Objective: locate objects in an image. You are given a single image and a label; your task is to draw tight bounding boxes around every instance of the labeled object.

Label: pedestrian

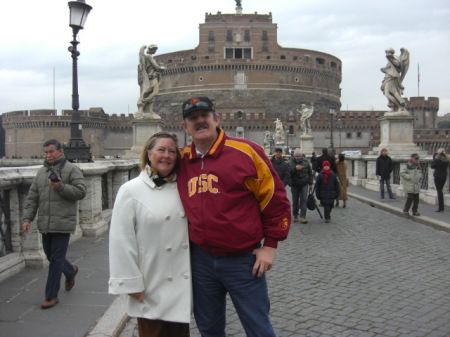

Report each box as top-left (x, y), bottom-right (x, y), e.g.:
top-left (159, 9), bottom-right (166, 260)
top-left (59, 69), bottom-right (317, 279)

top-left (400, 153), bottom-right (422, 216)
top-left (376, 148), bottom-right (396, 199)
top-left (289, 148), bottom-right (313, 223)
top-left (21, 139), bottom-right (86, 309)
top-left (310, 151), bottom-right (318, 179)
top-left (270, 147), bottom-right (291, 186)
top-left (178, 96), bottom-right (291, 337)
top-left (335, 153), bottom-right (348, 208)
top-left (108, 132), bottom-right (191, 337)
top-left (316, 147), bottom-right (337, 173)
top-left (315, 160), bottom-right (340, 223)
top-left (430, 148), bottom-right (449, 212)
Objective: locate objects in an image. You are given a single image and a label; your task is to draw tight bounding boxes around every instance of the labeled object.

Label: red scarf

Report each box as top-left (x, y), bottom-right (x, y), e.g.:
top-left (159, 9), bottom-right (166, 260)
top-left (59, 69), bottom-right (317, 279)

top-left (322, 160), bottom-right (331, 184)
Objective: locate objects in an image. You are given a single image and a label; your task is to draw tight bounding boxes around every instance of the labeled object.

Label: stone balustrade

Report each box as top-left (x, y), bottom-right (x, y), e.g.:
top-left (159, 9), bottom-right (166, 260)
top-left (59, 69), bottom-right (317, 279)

top-left (0, 160), bottom-right (140, 282)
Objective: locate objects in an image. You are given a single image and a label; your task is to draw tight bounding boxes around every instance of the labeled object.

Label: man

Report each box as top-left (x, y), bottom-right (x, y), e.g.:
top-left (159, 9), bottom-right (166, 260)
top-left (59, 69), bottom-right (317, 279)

top-left (289, 149), bottom-right (313, 223)
top-left (376, 148), bottom-right (395, 199)
top-left (316, 147), bottom-right (337, 173)
top-left (178, 97), bottom-right (291, 337)
top-left (270, 147), bottom-right (290, 186)
top-left (22, 139), bottom-right (86, 309)
top-left (400, 153), bottom-right (421, 217)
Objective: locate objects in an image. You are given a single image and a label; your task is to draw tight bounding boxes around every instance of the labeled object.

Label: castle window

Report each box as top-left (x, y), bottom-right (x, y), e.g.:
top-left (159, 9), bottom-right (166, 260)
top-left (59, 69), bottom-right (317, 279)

top-left (305, 55), bottom-right (310, 62)
top-left (262, 42), bottom-right (269, 52)
top-left (262, 31), bottom-right (268, 41)
top-left (244, 30), bottom-right (251, 42)
top-left (356, 132), bottom-right (362, 138)
top-left (293, 56), bottom-right (298, 60)
top-left (280, 55), bottom-right (286, 60)
top-left (208, 31), bottom-right (215, 41)
top-left (316, 58), bottom-right (325, 65)
top-left (225, 47), bottom-right (252, 59)
top-left (227, 30), bottom-right (233, 42)
top-left (209, 43), bottom-right (215, 52)
top-left (346, 132), bottom-right (352, 139)
top-left (266, 56), bottom-right (271, 60)
top-left (331, 61), bottom-right (337, 68)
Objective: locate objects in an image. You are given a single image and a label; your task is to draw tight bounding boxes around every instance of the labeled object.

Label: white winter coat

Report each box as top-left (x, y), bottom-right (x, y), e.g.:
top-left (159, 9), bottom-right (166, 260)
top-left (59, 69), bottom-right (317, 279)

top-left (108, 171), bottom-right (191, 323)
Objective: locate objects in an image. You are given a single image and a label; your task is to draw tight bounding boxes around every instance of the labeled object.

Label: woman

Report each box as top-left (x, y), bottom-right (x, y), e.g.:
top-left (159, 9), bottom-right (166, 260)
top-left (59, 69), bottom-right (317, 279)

top-left (335, 153), bottom-right (348, 208)
top-left (431, 148), bottom-right (449, 212)
top-left (108, 132), bottom-right (191, 337)
top-left (315, 160), bottom-right (340, 223)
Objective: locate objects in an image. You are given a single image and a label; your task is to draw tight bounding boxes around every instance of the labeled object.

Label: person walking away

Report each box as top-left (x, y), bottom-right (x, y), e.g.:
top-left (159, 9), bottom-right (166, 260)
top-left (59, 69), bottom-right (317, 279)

top-left (289, 149), bottom-right (313, 223)
top-left (430, 148), bottom-right (449, 212)
top-left (335, 153), bottom-right (348, 208)
top-left (310, 151), bottom-right (318, 179)
top-left (108, 132), bottom-right (191, 337)
top-left (22, 139), bottom-right (86, 309)
top-left (400, 153), bottom-right (422, 216)
top-left (315, 160), bottom-right (340, 223)
top-left (178, 96), bottom-right (291, 337)
top-left (376, 148), bottom-right (395, 199)
top-left (270, 147), bottom-right (291, 187)
top-left (316, 147), bottom-right (337, 173)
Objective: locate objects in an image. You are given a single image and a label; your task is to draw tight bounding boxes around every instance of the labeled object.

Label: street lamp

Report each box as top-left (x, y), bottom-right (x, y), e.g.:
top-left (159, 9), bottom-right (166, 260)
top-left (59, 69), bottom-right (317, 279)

top-left (329, 105), bottom-right (335, 151)
top-left (285, 130), bottom-right (289, 155)
top-left (63, 0), bottom-right (93, 162)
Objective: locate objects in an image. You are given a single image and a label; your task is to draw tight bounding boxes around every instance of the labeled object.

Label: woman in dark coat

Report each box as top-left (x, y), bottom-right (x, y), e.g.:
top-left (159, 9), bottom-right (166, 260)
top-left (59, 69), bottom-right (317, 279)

top-left (315, 160), bottom-right (340, 223)
top-left (431, 148), bottom-right (449, 212)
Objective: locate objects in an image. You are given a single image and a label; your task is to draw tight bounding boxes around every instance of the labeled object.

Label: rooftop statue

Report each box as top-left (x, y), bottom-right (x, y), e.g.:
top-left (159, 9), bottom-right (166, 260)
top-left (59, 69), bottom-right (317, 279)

top-left (136, 44), bottom-right (166, 119)
top-left (380, 47), bottom-right (409, 114)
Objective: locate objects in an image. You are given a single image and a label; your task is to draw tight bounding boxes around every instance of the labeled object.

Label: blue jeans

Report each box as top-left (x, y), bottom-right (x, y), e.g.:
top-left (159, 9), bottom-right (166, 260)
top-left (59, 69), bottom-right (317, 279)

top-left (291, 184), bottom-right (309, 217)
top-left (379, 177), bottom-right (394, 198)
top-left (42, 233), bottom-right (76, 299)
top-left (190, 243), bottom-right (275, 337)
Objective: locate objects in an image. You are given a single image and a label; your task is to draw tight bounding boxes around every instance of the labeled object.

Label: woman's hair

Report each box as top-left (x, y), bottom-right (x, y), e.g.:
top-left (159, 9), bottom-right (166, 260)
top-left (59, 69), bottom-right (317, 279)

top-left (437, 148), bottom-right (446, 155)
top-left (338, 153), bottom-right (345, 162)
top-left (140, 132), bottom-right (180, 171)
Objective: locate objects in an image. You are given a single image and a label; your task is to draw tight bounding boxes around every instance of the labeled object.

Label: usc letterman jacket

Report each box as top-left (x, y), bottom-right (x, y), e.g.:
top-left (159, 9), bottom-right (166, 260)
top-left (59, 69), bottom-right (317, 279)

top-left (178, 128), bottom-right (291, 256)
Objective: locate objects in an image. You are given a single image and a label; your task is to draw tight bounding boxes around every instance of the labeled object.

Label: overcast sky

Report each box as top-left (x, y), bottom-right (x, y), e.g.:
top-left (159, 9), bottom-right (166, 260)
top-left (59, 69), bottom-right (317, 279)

top-left (1, 0), bottom-right (449, 116)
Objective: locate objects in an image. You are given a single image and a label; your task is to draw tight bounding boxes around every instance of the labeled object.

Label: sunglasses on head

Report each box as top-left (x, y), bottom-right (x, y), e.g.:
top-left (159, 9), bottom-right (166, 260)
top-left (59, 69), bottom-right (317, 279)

top-left (183, 102), bottom-right (214, 114)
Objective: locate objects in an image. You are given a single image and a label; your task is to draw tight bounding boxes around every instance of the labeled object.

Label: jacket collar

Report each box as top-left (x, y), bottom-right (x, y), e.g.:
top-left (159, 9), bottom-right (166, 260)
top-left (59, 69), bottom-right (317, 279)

top-left (188, 128), bottom-right (225, 160)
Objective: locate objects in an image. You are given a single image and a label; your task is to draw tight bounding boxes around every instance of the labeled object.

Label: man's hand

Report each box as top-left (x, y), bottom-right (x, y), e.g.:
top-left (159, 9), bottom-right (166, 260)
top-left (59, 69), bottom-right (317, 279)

top-left (49, 178), bottom-right (62, 189)
top-left (128, 291), bottom-right (145, 302)
top-left (252, 246), bottom-right (277, 278)
top-left (22, 222), bottom-right (31, 233)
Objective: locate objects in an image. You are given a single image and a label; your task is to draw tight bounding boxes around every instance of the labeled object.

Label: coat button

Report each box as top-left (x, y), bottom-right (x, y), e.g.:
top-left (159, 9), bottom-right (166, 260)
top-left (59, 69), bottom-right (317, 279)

top-left (165, 215), bottom-right (170, 220)
top-left (179, 211), bottom-right (185, 218)
top-left (181, 243), bottom-right (188, 249)
top-left (183, 274), bottom-right (189, 279)
top-left (167, 276), bottom-right (173, 281)
top-left (166, 246), bottom-right (172, 251)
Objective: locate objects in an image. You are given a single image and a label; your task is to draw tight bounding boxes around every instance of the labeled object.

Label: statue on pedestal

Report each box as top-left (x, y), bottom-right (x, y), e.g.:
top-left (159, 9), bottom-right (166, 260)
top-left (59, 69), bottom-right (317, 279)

top-left (380, 47), bottom-right (409, 114)
top-left (274, 118), bottom-right (285, 145)
top-left (135, 44), bottom-right (166, 119)
top-left (297, 103), bottom-right (314, 136)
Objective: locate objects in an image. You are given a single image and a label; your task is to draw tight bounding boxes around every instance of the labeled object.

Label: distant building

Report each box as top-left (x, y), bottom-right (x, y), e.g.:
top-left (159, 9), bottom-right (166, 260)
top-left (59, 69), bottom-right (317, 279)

top-left (1, 7), bottom-right (448, 158)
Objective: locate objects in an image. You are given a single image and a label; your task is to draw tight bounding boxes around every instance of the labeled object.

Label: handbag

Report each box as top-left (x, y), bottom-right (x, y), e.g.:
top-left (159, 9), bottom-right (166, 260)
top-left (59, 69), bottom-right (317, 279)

top-left (307, 188), bottom-right (317, 211)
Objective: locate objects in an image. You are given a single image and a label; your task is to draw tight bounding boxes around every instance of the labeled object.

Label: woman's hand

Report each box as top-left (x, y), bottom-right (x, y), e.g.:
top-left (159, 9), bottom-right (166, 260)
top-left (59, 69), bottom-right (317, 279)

top-left (128, 291), bottom-right (145, 302)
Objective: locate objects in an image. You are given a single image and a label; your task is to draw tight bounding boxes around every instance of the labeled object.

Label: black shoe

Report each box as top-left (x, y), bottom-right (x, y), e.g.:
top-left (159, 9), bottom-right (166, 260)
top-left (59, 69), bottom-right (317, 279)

top-left (436, 209), bottom-right (444, 213)
top-left (389, 196), bottom-right (396, 199)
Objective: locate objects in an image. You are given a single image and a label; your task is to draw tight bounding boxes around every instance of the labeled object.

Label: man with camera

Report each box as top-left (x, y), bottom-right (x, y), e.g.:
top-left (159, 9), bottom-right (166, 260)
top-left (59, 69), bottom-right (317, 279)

top-left (22, 139), bottom-right (86, 309)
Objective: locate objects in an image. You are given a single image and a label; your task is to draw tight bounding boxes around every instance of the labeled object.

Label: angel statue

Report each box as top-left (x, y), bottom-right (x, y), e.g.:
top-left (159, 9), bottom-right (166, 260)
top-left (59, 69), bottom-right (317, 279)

top-left (297, 103), bottom-right (314, 136)
top-left (380, 47), bottom-right (409, 112)
top-left (136, 44), bottom-right (166, 118)
top-left (274, 118), bottom-right (284, 144)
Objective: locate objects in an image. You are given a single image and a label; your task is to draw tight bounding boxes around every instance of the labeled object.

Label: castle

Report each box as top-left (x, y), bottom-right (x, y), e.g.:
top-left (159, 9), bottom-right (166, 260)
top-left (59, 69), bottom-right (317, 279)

top-left (1, 6), bottom-right (446, 158)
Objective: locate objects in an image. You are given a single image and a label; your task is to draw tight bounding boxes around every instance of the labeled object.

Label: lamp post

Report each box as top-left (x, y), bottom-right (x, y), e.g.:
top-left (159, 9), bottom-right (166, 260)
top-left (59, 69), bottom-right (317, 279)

top-left (329, 105), bottom-right (335, 151)
top-left (285, 130), bottom-right (289, 155)
top-left (63, 0), bottom-right (93, 162)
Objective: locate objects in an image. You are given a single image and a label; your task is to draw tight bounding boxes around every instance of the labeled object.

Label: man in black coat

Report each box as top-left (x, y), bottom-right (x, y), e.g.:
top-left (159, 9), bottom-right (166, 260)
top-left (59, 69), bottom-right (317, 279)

top-left (376, 148), bottom-right (395, 199)
top-left (316, 148), bottom-right (337, 173)
top-left (270, 148), bottom-right (290, 187)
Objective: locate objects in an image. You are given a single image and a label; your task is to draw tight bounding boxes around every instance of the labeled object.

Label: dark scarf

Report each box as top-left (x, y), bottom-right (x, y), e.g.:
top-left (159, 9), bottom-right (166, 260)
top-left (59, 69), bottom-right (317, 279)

top-left (145, 165), bottom-right (177, 187)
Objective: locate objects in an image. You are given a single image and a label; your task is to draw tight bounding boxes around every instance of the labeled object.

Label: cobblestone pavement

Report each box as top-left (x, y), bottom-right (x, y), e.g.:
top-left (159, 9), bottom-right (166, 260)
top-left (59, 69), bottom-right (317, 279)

top-left (119, 195), bottom-right (450, 337)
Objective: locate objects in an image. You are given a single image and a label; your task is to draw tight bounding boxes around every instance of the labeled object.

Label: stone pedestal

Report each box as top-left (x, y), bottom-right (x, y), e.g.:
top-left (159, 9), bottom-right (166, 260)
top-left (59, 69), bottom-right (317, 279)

top-left (300, 135), bottom-right (314, 154)
top-left (125, 117), bottom-right (165, 158)
top-left (372, 113), bottom-right (426, 155)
